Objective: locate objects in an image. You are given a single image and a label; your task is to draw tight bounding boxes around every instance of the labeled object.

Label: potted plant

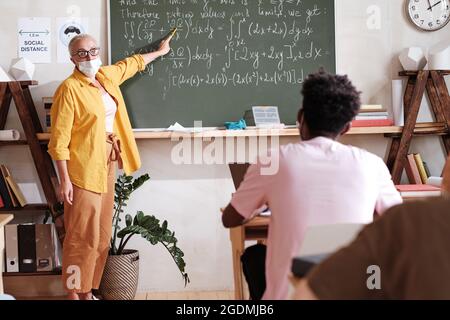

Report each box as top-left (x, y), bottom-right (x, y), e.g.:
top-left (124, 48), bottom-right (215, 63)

top-left (99, 173), bottom-right (190, 300)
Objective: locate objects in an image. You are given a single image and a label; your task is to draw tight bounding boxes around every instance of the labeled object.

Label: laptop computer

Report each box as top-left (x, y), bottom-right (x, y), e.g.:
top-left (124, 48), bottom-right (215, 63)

top-left (228, 163), bottom-right (251, 190)
top-left (228, 163), bottom-right (271, 217)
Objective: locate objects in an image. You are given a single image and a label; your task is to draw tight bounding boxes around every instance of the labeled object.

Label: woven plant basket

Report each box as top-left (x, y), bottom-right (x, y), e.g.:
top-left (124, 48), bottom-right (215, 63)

top-left (99, 249), bottom-right (140, 300)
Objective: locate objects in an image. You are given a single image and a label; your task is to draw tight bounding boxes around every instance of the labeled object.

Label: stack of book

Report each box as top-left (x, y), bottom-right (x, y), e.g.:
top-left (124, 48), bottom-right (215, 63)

top-left (43, 97), bottom-right (53, 133)
top-left (4, 223), bottom-right (60, 273)
top-left (404, 153), bottom-right (433, 184)
top-left (396, 184), bottom-right (441, 199)
top-left (0, 164), bottom-right (28, 209)
top-left (352, 105), bottom-right (394, 127)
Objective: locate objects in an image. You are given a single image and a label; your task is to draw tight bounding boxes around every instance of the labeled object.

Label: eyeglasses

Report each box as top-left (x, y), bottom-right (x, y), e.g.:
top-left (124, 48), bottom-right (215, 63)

top-left (72, 47), bottom-right (100, 59)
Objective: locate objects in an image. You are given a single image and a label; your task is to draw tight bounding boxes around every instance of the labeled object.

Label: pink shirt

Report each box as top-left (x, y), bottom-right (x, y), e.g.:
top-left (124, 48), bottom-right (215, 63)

top-left (231, 137), bottom-right (403, 300)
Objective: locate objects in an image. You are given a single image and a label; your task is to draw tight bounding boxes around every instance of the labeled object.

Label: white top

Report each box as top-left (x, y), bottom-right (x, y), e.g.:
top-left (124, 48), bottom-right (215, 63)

top-left (102, 93), bottom-right (117, 133)
top-left (231, 137), bottom-right (403, 300)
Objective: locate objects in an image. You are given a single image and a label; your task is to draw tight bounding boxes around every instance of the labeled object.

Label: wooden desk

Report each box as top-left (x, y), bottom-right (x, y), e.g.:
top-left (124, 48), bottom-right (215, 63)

top-left (0, 214), bottom-right (13, 294)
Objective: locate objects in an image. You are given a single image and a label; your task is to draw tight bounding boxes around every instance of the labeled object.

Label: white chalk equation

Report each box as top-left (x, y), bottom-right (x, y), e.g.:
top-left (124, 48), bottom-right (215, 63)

top-left (114, 0), bottom-right (332, 94)
top-left (109, 0), bottom-right (335, 127)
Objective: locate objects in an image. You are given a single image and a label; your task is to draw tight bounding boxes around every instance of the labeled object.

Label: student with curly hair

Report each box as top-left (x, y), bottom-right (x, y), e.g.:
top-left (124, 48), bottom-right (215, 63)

top-left (222, 70), bottom-right (403, 300)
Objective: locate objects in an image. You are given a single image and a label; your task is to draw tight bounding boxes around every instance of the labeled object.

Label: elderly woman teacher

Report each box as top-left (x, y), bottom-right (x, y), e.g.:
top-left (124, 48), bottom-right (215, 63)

top-left (48, 33), bottom-right (172, 300)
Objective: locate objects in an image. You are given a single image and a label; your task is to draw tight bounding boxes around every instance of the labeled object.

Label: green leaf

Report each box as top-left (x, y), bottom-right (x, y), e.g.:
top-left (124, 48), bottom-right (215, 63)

top-left (125, 214), bottom-right (133, 227)
top-left (112, 173), bottom-right (189, 286)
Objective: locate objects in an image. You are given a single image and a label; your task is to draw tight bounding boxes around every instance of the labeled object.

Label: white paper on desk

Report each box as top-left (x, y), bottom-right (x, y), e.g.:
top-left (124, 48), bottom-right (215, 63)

top-left (253, 205), bottom-right (271, 217)
top-left (260, 210), bottom-right (271, 217)
top-left (132, 128), bottom-right (167, 132)
top-left (167, 122), bottom-right (189, 132)
top-left (166, 122), bottom-right (216, 133)
top-left (0, 129), bottom-right (20, 141)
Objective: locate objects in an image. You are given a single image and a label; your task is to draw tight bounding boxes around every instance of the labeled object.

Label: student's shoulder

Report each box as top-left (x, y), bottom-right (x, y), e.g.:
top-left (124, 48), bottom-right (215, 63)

top-left (279, 142), bottom-right (305, 157)
top-left (343, 144), bottom-right (385, 166)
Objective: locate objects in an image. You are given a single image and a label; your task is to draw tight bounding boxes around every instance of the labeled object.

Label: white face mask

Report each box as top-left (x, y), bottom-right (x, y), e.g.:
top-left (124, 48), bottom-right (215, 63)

top-left (78, 57), bottom-right (102, 78)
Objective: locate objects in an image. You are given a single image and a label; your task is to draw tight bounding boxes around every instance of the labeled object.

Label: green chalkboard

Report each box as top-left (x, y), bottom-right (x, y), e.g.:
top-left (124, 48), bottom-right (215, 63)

top-left (108, 0), bottom-right (335, 128)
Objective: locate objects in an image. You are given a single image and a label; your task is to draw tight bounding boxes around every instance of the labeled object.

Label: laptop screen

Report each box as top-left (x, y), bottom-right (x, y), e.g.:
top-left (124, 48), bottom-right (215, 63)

top-left (228, 163), bottom-right (251, 190)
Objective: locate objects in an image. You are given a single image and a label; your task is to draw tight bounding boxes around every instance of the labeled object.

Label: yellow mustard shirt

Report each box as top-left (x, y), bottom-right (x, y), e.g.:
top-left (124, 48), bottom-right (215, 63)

top-left (48, 54), bottom-right (145, 193)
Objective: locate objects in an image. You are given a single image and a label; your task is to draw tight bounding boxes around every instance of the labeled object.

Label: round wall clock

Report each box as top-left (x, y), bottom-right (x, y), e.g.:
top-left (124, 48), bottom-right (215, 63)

top-left (406, 0), bottom-right (450, 31)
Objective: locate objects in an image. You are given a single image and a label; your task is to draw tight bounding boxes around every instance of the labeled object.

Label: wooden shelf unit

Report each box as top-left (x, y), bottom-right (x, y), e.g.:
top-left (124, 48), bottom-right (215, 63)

top-left (0, 203), bottom-right (49, 212)
top-left (386, 70), bottom-right (450, 184)
top-left (3, 270), bottom-right (61, 278)
top-left (0, 81), bottom-right (63, 240)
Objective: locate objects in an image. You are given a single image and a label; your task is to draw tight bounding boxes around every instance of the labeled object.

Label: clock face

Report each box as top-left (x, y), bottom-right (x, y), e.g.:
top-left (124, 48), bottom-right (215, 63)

top-left (407, 0), bottom-right (450, 31)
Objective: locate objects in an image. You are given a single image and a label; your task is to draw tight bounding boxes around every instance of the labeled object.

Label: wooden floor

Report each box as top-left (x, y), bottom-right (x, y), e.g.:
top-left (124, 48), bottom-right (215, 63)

top-left (16, 291), bottom-right (235, 300)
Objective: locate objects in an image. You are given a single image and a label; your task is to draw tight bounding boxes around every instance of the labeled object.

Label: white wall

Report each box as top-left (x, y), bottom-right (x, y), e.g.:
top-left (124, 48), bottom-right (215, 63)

top-left (0, 0), bottom-right (449, 292)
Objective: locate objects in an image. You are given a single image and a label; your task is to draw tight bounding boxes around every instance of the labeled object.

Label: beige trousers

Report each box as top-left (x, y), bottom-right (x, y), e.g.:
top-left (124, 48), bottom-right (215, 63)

top-left (62, 133), bottom-right (121, 293)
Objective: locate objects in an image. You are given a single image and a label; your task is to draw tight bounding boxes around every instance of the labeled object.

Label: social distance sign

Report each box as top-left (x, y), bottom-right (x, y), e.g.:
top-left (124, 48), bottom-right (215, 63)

top-left (18, 17), bottom-right (51, 63)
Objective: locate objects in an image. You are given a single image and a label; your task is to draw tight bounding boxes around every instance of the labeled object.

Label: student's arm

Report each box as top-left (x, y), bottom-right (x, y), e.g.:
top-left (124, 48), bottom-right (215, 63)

top-left (222, 204), bottom-right (247, 228)
top-left (222, 161), bottom-right (270, 229)
top-left (374, 157), bottom-right (403, 215)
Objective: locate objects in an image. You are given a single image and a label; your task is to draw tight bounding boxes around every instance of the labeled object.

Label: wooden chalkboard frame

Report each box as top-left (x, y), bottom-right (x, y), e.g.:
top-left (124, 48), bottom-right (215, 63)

top-left (107, 0), bottom-right (337, 130)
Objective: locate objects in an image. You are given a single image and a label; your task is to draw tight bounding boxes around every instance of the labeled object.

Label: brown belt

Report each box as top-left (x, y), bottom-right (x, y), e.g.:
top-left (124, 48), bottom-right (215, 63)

top-left (106, 133), bottom-right (123, 169)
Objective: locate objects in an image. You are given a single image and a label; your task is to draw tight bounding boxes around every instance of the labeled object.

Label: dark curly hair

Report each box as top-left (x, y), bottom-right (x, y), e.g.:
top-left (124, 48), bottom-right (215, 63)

top-left (299, 69), bottom-right (361, 136)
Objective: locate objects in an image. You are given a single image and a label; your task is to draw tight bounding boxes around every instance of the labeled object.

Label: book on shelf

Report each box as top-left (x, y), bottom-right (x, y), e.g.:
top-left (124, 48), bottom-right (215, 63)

top-left (0, 165), bottom-right (14, 209)
top-left (405, 154), bottom-right (423, 184)
top-left (351, 119), bottom-right (394, 127)
top-left (1, 164), bottom-right (27, 207)
top-left (396, 184), bottom-right (441, 198)
top-left (355, 115), bottom-right (389, 120)
top-left (423, 161), bottom-right (431, 178)
top-left (42, 97), bottom-right (53, 109)
top-left (0, 193), bottom-right (4, 208)
top-left (0, 164), bottom-right (19, 207)
top-left (360, 104), bottom-right (384, 112)
top-left (5, 176), bottom-right (27, 207)
top-left (357, 111), bottom-right (389, 117)
top-left (413, 154), bottom-right (428, 184)
top-left (43, 97), bottom-right (52, 132)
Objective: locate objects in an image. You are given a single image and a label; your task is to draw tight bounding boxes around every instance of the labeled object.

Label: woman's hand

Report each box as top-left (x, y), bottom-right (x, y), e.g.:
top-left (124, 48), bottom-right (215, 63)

top-left (55, 160), bottom-right (73, 205)
top-left (157, 36), bottom-right (173, 57)
top-left (58, 180), bottom-right (73, 205)
top-left (141, 35), bottom-right (173, 65)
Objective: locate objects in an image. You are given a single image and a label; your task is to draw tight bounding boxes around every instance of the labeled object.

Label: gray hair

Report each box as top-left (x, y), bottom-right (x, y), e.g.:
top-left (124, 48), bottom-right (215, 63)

top-left (68, 34), bottom-right (97, 55)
